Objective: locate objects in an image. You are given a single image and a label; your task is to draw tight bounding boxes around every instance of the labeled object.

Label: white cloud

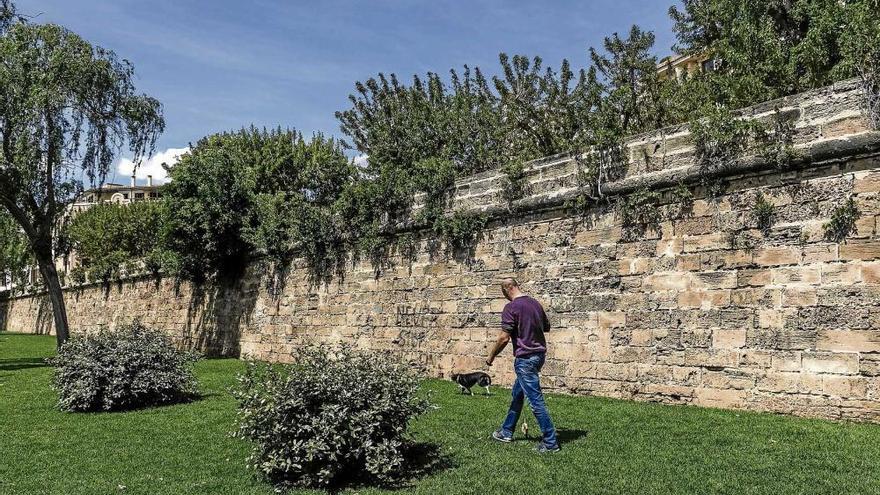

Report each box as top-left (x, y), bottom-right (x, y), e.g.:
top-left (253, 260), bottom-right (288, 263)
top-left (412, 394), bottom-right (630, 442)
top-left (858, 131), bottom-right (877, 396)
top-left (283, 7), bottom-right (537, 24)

top-left (353, 154), bottom-right (369, 169)
top-left (116, 147), bottom-right (189, 185)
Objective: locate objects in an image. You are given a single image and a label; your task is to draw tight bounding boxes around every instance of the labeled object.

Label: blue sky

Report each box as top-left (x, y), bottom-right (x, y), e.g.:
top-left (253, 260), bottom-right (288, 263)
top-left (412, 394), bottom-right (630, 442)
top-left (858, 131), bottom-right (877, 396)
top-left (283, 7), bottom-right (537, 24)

top-left (18, 0), bottom-right (677, 183)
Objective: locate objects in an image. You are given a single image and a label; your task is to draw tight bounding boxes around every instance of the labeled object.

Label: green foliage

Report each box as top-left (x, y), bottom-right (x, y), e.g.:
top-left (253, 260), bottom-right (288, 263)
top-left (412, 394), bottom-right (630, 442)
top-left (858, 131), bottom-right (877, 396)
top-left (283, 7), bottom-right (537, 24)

top-left (670, 0), bottom-right (853, 108)
top-left (493, 54), bottom-right (598, 159)
top-left (69, 266), bottom-right (86, 286)
top-left (500, 161), bottom-right (528, 206)
top-left (839, 1), bottom-right (880, 129)
top-left (823, 197), bottom-right (861, 242)
top-left (752, 192), bottom-right (775, 232)
top-left (432, 211), bottom-right (488, 256)
top-left (669, 182), bottom-right (695, 219)
top-left (337, 31), bottom-right (664, 251)
top-left (49, 321), bottom-right (200, 412)
top-left (413, 157), bottom-right (458, 219)
top-left (757, 108), bottom-right (798, 169)
top-left (68, 201), bottom-right (172, 283)
top-left (618, 187), bottom-right (663, 228)
top-left (0, 210), bottom-right (31, 291)
top-left (162, 128), bottom-right (354, 282)
top-left (590, 25), bottom-right (673, 135)
top-left (0, 12), bottom-right (164, 344)
top-left (690, 105), bottom-right (763, 195)
top-left (233, 346), bottom-right (430, 490)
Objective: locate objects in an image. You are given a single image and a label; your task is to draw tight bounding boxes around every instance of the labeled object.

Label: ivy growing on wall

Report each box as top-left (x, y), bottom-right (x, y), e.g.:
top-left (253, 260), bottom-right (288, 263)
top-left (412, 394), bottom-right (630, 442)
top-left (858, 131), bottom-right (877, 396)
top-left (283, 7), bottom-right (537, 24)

top-left (431, 211), bottom-right (488, 258)
top-left (823, 197), bottom-right (861, 243)
top-left (617, 187), bottom-right (663, 241)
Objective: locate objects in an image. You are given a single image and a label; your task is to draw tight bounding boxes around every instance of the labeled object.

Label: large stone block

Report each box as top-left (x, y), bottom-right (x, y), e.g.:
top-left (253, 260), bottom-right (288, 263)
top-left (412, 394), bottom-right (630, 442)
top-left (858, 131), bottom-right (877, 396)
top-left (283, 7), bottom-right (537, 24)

top-left (802, 352), bottom-right (860, 375)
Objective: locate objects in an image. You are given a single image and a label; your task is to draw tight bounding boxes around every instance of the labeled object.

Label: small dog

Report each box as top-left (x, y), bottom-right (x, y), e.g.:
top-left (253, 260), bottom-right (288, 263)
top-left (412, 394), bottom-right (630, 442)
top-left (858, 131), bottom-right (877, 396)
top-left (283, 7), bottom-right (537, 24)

top-left (451, 372), bottom-right (492, 396)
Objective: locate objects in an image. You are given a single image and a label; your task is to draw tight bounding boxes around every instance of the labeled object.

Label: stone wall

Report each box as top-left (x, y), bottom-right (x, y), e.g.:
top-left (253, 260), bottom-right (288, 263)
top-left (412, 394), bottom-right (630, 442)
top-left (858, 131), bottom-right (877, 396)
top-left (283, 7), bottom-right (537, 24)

top-left (3, 79), bottom-right (880, 422)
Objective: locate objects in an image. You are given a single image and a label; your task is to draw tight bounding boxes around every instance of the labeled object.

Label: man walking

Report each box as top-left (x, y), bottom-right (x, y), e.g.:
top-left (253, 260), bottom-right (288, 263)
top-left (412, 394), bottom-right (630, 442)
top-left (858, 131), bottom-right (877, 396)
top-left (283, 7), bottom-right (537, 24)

top-left (486, 278), bottom-right (560, 453)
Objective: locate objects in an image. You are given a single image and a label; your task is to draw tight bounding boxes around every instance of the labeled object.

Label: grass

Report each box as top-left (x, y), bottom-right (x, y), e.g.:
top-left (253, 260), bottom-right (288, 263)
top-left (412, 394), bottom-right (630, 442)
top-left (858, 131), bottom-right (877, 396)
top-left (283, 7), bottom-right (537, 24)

top-left (1, 333), bottom-right (879, 495)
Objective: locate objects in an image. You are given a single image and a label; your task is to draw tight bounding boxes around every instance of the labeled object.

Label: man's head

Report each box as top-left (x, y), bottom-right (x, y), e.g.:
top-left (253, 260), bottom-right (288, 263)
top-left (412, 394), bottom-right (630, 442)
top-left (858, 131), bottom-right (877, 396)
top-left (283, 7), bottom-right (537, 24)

top-left (500, 277), bottom-right (522, 301)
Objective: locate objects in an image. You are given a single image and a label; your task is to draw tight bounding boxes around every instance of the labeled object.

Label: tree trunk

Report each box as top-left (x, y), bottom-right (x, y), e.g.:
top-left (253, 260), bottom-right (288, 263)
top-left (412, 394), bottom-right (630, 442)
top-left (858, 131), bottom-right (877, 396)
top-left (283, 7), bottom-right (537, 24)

top-left (35, 252), bottom-right (70, 348)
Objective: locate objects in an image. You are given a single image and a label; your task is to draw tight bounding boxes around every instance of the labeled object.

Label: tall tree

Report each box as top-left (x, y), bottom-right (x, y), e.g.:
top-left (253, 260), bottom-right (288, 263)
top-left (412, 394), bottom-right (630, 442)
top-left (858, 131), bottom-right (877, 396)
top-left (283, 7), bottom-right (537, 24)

top-left (162, 128), bottom-right (353, 282)
top-left (590, 25), bottom-right (670, 136)
top-left (0, 11), bottom-right (164, 346)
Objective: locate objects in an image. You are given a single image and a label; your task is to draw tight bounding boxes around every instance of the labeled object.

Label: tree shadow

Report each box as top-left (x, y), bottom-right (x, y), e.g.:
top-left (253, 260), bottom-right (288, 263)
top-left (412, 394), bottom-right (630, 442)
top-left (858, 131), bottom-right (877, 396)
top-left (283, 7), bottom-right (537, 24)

top-left (395, 441), bottom-right (455, 485)
top-left (67, 392), bottom-right (206, 415)
top-left (181, 272), bottom-right (259, 358)
top-left (319, 442), bottom-right (454, 494)
top-left (0, 357), bottom-right (50, 372)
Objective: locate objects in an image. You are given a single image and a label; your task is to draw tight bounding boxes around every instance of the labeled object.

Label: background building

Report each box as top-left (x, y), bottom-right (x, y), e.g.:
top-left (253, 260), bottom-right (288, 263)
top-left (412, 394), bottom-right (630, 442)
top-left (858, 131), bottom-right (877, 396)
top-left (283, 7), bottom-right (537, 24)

top-left (69, 175), bottom-right (163, 215)
top-left (657, 52), bottom-right (718, 82)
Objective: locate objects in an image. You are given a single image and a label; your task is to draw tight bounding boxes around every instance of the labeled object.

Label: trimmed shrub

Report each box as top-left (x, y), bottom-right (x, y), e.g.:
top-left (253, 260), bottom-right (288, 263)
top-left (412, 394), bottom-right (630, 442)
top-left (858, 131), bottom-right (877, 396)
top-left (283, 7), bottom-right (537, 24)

top-left (50, 322), bottom-right (199, 412)
top-left (233, 347), bottom-right (430, 490)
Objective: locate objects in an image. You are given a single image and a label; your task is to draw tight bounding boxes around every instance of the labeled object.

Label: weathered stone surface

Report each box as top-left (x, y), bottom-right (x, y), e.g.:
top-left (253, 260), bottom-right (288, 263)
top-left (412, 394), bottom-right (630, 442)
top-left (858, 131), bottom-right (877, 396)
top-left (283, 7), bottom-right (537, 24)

top-left (2, 78), bottom-right (880, 423)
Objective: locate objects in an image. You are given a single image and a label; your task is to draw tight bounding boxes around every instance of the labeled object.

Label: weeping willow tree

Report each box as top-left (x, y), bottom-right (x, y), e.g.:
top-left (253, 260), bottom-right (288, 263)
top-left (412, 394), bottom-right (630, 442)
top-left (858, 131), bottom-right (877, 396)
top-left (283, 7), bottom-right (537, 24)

top-left (0, 2), bottom-right (164, 346)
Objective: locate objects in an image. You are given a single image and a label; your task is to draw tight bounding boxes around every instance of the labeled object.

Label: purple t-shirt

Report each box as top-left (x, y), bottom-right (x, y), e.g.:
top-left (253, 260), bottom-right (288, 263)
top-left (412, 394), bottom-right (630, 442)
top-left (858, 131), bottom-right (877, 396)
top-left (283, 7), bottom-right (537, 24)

top-left (501, 295), bottom-right (549, 357)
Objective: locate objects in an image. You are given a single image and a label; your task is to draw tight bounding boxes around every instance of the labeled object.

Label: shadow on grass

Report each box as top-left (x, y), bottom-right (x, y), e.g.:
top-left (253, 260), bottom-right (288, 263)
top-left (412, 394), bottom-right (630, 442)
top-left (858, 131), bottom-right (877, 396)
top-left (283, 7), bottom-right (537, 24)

top-left (61, 392), bottom-right (207, 415)
top-left (557, 429), bottom-right (589, 445)
top-left (313, 442), bottom-right (454, 494)
top-left (0, 357), bottom-right (50, 372)
top-left (396, 441), bottom-right (455, 484)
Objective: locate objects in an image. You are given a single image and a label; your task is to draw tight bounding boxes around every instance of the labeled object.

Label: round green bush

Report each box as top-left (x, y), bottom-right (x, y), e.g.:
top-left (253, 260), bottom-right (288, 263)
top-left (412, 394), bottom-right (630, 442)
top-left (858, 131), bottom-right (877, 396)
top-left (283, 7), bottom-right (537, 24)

top-left (233, 346), bottom-right (430, 489)
top-left (50, 322), bottom-right (200, 412)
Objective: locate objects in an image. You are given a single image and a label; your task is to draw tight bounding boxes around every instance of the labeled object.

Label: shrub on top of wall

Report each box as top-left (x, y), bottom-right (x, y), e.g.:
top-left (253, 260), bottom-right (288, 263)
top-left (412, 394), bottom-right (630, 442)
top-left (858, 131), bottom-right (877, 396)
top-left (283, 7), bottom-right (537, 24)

top-left (49, 321), bottom-right (200, 412)
top-left (233, 346), bottom-right (430, 490)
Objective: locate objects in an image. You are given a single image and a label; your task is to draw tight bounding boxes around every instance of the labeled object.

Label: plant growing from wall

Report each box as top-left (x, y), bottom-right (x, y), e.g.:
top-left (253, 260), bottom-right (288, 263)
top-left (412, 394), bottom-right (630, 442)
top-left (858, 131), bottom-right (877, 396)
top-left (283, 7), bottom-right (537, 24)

top-left (752, 191), bottom-right (775, 233)
top-left (618, 187), bottom-right (662, 240)
top-left (566, 142), bottom-right (623, 217)
top-left (668, 182), bottom-right (695, 220)
top-left (757, 108), bottom-right (798, 169)
top-left (500, 161), bottom-right (528, 207)
top-left (431, 211), bottom-right (488, 257)
top-left (823, 197), bottom-right (860, 243)
top-left (690, 105), bottom-right (763, 197)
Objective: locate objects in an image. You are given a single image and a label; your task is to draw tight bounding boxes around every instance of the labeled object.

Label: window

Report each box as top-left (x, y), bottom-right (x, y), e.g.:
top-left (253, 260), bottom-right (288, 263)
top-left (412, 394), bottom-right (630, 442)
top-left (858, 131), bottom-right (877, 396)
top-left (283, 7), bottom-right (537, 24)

top-left (701, 58), bottom-right (718, 73)
top-left (123, 193), bottom-right (129, 200)
top-left (149, 192), bottom-right (159, 198)
top-left (135, 192), bottom-right (145, 200)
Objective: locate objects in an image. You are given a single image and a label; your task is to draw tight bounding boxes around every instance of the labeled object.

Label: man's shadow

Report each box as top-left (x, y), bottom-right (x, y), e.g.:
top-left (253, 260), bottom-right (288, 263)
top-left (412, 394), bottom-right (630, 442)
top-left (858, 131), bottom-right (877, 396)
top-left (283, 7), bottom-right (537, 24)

top-left (516, 428), bottom-right (588, 444)
top-left (556, 429), bottom-right (589, 444)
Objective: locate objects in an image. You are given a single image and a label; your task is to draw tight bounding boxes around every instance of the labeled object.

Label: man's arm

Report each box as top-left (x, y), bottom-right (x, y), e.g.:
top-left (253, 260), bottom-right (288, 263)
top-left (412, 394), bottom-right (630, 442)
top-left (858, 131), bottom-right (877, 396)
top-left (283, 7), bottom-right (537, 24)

top-left (486, 330), bottom-right (511, 366)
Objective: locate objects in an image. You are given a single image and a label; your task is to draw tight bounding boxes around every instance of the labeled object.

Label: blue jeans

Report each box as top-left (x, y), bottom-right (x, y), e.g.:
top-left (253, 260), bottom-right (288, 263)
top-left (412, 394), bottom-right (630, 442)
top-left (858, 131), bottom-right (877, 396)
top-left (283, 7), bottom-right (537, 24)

top-left (500, 353), bottom-right (559, 448)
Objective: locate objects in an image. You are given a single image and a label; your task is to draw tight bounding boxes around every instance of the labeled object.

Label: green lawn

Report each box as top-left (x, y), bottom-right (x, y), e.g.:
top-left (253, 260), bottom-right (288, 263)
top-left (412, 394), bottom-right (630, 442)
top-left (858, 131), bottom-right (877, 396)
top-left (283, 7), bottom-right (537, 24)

top-left (1, 333), bottom-right (879, 495)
